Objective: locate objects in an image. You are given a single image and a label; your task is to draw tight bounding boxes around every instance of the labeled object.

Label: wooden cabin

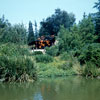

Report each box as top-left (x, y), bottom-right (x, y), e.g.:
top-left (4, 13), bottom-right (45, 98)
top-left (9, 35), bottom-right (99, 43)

top-left (28, 35), bottom-right (55, 49)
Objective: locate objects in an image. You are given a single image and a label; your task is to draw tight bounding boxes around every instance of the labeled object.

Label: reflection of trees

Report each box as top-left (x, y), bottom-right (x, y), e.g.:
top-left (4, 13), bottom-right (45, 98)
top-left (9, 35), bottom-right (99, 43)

top-left (37, 77), bottom-right (100, 100)
top-left (0, 83), bottom-right (36, 100)
top-left (0, 77), bottom-right (100, 100)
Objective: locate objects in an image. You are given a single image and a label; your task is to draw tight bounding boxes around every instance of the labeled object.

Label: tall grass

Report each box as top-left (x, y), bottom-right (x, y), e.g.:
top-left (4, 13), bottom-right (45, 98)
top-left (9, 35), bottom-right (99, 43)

top-left (0, 43), bottom-right (37, 82)
top-left (82, 62), bottom-right (100, 78)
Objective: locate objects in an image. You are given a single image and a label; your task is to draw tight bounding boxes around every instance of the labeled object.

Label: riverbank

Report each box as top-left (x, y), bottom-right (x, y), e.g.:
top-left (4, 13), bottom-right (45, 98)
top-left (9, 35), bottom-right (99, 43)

top-left (36, 56), bottom-right (81, 78)
top-left (35, 53), bottom-right (100, 79)
top-left (0, 43), bottom-right (100, 83)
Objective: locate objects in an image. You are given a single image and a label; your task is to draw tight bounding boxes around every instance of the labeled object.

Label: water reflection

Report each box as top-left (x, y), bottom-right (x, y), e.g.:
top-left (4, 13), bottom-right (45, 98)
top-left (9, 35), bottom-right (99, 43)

top-left (0, 76), bottom-right (100, 100)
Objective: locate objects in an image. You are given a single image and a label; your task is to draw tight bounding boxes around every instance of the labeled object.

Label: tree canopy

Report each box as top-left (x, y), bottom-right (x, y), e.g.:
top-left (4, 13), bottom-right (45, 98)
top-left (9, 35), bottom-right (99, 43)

top-left (93, 0), bottom-right (100, 42)
top-left (0, 16), bottom-right (27, 44)
top-left (39, 8), bottom-right (75, 36)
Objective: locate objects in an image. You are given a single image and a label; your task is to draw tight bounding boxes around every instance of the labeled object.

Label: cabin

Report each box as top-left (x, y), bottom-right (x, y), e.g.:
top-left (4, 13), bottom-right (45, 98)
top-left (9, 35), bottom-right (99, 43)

top-left (28, 35), bottom-right (55, 49)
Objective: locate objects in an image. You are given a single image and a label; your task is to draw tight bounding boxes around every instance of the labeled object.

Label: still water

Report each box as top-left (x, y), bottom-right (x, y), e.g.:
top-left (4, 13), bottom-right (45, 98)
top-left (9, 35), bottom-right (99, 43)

top-left (0, 76), bottom-right (100, 100)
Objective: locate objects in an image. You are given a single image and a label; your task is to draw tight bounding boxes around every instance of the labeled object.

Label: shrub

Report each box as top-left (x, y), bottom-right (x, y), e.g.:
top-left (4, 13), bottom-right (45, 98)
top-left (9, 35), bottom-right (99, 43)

top-left (62, 61), bottom-right (73, 70)
top-left (32, 51), bottom-right (43, 55)
top-left (35, 54), bottom-right (53, 63)
top-left (0, 43), bottom-right (37, 82)
top-left (78, 43), bottom-right (100, 68)
top-left (59, 58), bottom-right (75, 70)
top-left (82, 62), bottom-right (99, 77)
top-left (46, 45), bottom-right (59, 56)
top-left (0, 43), bottom-right (30, 56)
top-left (0, 55), bottom-right (36, 82)
top-left (60, 52), bottom-right (70, 60)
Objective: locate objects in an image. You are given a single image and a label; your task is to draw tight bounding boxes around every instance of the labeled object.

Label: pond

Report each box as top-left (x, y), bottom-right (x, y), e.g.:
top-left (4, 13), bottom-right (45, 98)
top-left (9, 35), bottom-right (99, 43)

top-left (0, 76), bottom-right (100, 100)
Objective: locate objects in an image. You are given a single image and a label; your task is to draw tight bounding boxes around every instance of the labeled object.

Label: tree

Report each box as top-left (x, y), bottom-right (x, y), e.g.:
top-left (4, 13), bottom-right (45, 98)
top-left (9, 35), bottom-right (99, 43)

top-left (79, 14), bottom-right (97, 45)
top-left (13, 24), bottom-right (27, 44)
top-left (27, 21), bottom-right (35, 44)
top-left (1, 24), bottom-right (27, 44)
top-left (94, 0), bottom-right (100, 12)
top-left (58, 25), bottom-right (81, 53)
top-left (39, 8), bottom-right (75, 36)
top-left (93, 0), bottom-right (100, 42)
top-left (0, 15), bottom-right (27, 44)
top-left (57, 14), bottom-right (97, 54)
top-left (34, 20), bottom-right (38, 39)
top-left (0, 15), bottom-right (11, 39)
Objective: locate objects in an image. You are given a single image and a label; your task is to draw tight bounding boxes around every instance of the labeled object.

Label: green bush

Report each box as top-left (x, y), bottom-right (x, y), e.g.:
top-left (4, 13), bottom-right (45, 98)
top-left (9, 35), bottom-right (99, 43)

top-left (0, 43), bottom-right (30, 56)
top-left (78, 43), bottom-right (100, 68)
top-left (60, 52), bottom-right (70, 60)
top-left (0, 43), bottom-right (37, 82)
top-left (60, 61), bottom-right (73, 70)
top-left (0, 55), bottom-right (36, 82)
top-left (35, 54), bottom-right (53, 63)
top-left (32, 51), bottom-right (43, 55)
top-left (46, 46), bottom-right (59, 56)
top-left (59, 56), bottom-right (75, 70)
top-left (82, 62), bottom-right (99, 77)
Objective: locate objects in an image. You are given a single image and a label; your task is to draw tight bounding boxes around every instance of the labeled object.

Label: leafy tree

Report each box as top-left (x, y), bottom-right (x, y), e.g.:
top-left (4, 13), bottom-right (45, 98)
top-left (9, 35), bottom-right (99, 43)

top-left (13, 24), bottom-right (27, 44)
top-left (58, 25), bottom-right (81, 53)
top-left (70, 24), bottom-right (81, 50)
top-left (0, 15), bottom-right (26, 44)
top-left (0, 15), bottom-right (11, 38)
top-left (39, 8), bottom-right (75, 36)
top-left (57, 13), bottom-right (97, 55)
top-left (0, 15), bottom-right (27, 44)
top-left (1, 24), bottom-right (27, 44)
top-left (27, 21), bottom-right (35, 44)
top-left (79, 14), bottom-right (97, 45)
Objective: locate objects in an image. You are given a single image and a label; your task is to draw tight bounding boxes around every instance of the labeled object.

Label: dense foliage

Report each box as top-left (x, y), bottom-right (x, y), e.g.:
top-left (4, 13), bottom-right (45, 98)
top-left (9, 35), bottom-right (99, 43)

top-left (58, 15), bottom-right (96, 53)
top-left (39, 8), bottom-right (75, 36)
top-left (35, 54), bottom-right (53, 63)
top-left (0, 16), bottom-right (27, 44)
top-left (78, 43), bottom-right (100, 67)
top-left (46, 45), bottom-right (59, 56)
top-left (0, 43), bottom-right (37, 82)
top-left (27, 21), bottom-right (35, 45)
top-left (94, 0), bottom-right (100, 42)
top-left (0, 16), bottom-right (37, 82)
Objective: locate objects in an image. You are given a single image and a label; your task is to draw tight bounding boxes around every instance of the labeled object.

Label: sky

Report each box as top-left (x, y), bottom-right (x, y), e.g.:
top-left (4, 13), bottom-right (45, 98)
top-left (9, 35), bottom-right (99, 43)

top-left (0, 0), bottom-right (98, 28)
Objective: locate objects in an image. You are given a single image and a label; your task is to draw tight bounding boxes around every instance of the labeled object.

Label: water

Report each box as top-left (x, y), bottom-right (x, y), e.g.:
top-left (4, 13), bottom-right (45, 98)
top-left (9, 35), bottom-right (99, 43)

top-left (0, 76), bottom-right (100, 100)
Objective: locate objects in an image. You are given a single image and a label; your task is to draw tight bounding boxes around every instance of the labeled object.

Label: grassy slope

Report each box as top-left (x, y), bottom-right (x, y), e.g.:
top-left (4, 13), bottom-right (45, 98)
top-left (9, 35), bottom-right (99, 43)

top-left (36, 56), bottom-right (81, 78)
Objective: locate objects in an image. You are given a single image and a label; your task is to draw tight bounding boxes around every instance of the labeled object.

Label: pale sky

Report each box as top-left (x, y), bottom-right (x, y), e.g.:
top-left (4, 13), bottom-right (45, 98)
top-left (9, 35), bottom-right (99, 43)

top-left (0, 0), bottom-right (97, 28)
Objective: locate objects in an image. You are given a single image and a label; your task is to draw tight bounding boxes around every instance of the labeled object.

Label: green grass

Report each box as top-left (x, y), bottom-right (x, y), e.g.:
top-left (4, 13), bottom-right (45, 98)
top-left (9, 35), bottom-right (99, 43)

top-left (36, 56), bottom-right (81, 78)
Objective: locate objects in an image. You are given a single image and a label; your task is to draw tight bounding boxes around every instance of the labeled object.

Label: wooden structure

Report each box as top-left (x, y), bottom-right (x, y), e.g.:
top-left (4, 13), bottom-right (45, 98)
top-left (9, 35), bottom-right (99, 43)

top-left (28, 35), bottom-right (55, 49)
